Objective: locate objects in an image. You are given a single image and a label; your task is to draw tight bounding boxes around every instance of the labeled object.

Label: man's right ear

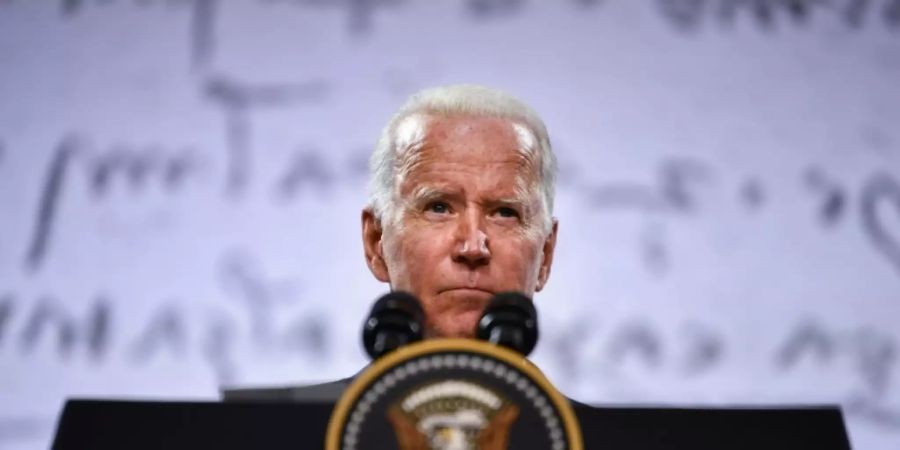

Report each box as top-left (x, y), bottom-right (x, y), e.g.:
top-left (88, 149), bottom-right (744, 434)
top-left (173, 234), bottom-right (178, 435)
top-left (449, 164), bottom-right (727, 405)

top-left (362, 208), bottom-right (391, 283)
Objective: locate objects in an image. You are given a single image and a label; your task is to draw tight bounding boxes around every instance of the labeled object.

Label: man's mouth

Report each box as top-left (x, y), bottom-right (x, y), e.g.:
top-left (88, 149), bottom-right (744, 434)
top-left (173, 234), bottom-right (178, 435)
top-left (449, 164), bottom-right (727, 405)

top-left (438, 287), bottom-right (494, 296)
top-left (435, 288), bottom-right (496, 310)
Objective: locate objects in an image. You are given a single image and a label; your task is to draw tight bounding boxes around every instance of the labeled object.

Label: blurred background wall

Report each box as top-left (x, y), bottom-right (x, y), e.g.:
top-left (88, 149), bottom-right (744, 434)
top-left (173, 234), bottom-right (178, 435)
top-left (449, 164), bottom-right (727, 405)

top-left (1, 0), bottom-right (899, 448)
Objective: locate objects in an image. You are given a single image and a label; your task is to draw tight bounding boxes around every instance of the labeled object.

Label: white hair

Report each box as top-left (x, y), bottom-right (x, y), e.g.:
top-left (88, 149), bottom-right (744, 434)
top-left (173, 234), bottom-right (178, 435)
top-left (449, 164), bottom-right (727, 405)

top-left (367, 84), bottom-right (557, 233)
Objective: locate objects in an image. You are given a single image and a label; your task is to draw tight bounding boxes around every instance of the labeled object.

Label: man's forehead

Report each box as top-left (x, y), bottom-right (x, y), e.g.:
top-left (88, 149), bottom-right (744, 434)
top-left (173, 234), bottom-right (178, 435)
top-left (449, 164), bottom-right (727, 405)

top-left (411, 118), bottom-right (536, 165)
top-left (427, 113), bottom-right (514, 131)
top-left (394, 113), bottom-right (542, 197)
top-left (400, 147), bottom-right (536, 191)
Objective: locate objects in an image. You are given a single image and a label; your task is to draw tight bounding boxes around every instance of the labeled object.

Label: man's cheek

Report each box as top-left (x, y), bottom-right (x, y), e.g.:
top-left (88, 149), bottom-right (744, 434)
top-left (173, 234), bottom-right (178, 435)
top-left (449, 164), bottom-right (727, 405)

top-left (407, 229), bottom-right (449, 255)
top-left (499, 244), bottom-right (542, 283)
top-left (498, 239), bottom-right (540, 264)
top-left (398, 234), bottom-right (428, 261)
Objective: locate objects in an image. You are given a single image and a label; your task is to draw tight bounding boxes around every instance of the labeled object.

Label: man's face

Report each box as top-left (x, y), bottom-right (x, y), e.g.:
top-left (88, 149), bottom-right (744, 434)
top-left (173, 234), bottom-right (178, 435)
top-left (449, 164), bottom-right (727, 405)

top-left (363, 115), bottom-right (558, 338)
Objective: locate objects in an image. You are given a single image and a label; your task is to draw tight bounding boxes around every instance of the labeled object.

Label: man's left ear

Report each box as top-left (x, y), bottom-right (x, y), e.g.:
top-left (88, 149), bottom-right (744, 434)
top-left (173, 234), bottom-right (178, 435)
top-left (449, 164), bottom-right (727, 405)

top-left (535, 219), bottom-right (558, 292)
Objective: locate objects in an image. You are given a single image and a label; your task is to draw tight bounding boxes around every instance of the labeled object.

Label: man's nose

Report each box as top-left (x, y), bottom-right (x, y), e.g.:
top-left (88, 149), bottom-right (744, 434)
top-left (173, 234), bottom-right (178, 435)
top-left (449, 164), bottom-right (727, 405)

top-left (452, 210), bottom-right (490, 268)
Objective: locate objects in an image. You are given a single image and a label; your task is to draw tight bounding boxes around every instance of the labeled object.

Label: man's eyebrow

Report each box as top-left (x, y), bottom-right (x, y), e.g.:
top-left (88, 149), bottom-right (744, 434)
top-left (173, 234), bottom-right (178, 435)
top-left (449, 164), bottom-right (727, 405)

top-left (407, 185), bottom-right (458, 203)
top-left (405, 186), bottom-right (534, 210)
top-left (486, 196), bottom-right (531, 210)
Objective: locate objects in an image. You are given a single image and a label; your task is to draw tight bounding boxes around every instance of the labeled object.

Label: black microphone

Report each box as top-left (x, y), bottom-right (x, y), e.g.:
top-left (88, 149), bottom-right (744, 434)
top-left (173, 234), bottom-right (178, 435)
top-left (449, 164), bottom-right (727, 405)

top-left (362, 291), bottom-right (425, 360)
top-left (476, 292), bottom-right (539, 357)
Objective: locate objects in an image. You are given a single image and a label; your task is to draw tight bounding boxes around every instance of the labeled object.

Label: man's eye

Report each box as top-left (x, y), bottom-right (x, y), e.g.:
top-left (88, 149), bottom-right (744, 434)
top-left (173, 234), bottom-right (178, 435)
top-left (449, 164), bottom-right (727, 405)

top-left (496, 207), bottom-right (519, 218)
top-left (427, 202), bottom-right (450, 214)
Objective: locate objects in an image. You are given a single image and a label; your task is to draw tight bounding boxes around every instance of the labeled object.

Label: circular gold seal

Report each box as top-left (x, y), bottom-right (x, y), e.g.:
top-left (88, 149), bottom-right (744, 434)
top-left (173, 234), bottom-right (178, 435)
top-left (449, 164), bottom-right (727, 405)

top-left (326, 338), bottom-right (583, 450)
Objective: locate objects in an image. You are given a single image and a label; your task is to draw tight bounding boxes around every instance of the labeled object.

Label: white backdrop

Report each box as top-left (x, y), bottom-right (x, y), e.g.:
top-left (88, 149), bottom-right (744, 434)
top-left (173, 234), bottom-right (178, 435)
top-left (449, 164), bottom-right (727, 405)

top-left (1, 0), bottom-right (899, 448)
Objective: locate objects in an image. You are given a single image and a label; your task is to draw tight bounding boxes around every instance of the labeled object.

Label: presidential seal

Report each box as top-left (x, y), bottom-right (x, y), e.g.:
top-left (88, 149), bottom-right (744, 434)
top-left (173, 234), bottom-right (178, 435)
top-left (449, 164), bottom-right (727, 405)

top-left (325, 339), bottom-right (582, 450)
top-left (387, 379), bottom-right (519, 450)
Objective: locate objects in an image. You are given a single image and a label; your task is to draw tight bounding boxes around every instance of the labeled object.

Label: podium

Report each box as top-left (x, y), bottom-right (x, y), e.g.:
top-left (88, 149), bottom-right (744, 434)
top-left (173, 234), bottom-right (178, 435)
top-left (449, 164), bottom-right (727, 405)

top-left (51, 338), bottom-right (851, 449)
top-left (52, 399), bottom-right (850, 449)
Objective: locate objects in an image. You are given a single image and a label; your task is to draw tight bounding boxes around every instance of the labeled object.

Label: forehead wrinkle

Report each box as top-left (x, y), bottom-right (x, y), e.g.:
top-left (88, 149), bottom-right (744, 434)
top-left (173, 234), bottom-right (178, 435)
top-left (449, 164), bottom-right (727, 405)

top-left (397, 140), bottom-right (438, 182)
top-left (403, 155), bottom-right (540, 207)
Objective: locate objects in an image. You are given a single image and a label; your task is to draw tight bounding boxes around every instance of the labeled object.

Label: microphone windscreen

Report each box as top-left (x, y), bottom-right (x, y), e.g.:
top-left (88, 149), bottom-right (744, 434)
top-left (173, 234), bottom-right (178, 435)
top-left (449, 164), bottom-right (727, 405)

top-left (368, 291), bottom-right (424, 322)
top-left (476, 292), bottom-right (539, 356)
top-left (362, 291), bottom-right (425, 360)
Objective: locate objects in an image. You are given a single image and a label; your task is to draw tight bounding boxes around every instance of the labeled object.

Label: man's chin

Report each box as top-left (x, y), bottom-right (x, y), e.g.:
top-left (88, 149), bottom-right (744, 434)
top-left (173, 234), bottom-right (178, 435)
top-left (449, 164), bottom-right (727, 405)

top-left (422, 289), bottom-right (495, 338)
top-left (427, 309), bottom-right (484, 339)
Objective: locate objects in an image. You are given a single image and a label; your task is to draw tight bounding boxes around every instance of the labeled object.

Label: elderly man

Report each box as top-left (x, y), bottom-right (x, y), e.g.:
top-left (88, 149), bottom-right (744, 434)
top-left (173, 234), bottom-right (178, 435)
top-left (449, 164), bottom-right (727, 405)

top-left (361, 84), bottom-right (558, 339)
top-left (224, 84), bottom-right (558, 401)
